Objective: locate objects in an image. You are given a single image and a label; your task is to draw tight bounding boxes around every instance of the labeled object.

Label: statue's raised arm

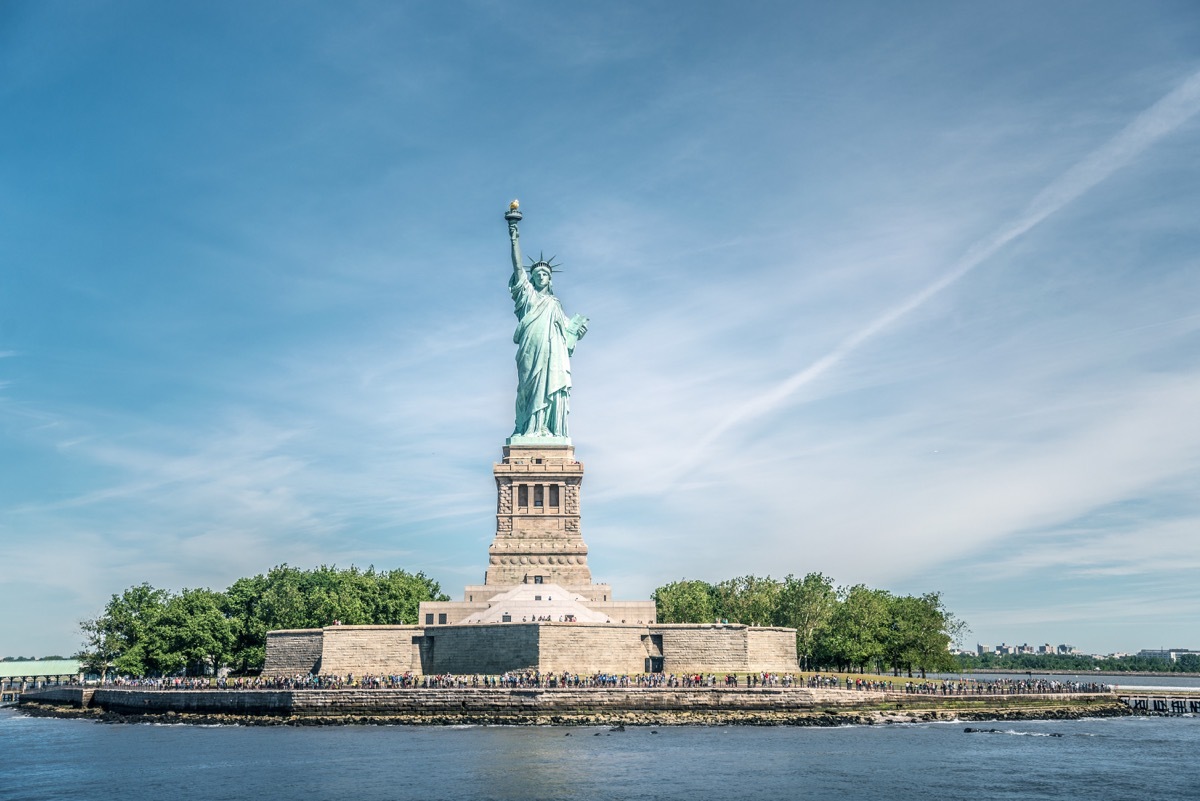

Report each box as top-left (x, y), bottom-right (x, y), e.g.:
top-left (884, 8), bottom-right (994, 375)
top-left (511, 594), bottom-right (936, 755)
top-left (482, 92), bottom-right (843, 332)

top-left (503, 201), bottom-right (587, 443)
top-left (508, 201), bottom-right (524, 279)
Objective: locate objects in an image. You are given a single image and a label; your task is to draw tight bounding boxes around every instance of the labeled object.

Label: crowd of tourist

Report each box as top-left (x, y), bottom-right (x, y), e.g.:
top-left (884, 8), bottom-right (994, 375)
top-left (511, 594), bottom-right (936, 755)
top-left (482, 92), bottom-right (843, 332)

top-left (82, 672), bottom-right (1111, 695)
top-left (897, 678), bottom-right (1112, 695)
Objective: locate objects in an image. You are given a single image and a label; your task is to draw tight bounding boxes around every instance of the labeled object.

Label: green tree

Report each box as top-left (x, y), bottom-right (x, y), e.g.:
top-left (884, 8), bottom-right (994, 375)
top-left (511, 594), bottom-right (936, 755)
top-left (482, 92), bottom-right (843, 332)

top-left (224, 573), bottom-right (270, 674)
top-left (652, 580), bottom-right (716, 623)
top-left (774, 573), bottom-right (836, 669)
top-left (78, 583), bottom-right (170, 678)
top-left (370, 567), bottom-right (447, 624)
top-left (149, 588), bottom-right (234, 676)
top-left (712, 575), bottom-right (782, 626)
top-left (884, 593), bottom-right (958, 677)
top-left (819, 585), bottom-right (891, 672)
top-left (1176, 653), bottom-right (1200, 673)
top-left (79, 565), bottom-right (454, 677)
top-left (218, 564), bottom-right (448, 673)
top-left (77, 617), bottom-right (121, 680)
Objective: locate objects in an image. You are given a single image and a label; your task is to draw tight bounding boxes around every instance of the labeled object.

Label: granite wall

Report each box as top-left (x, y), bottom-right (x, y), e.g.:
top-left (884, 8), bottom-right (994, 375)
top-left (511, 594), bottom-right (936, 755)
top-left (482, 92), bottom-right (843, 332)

top-left (262, 621), bottom-right (800, 677)
top-left (319, 625), bottom-right (423, 675)
top-left (262, 629), bottom-right (324, 675)
top-left (537, 624), bottom-right (652, 673)
top-left (422, 624), bottom-right (540, 674)
top-left (656, 625), bottom-right (747, 673)
top-left (746, 627), bottom-right (802, 672)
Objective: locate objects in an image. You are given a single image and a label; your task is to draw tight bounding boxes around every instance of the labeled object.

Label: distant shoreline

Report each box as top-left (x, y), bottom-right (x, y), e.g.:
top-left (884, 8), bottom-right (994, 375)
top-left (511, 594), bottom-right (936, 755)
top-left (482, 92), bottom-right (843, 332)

top-left (950, 669), bottom-right (1200, 678)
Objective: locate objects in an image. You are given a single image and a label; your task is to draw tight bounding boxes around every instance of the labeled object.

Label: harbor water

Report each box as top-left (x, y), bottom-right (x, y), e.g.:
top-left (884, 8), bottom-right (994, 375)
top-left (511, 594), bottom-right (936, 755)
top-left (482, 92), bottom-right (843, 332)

top-left (0, 708), bottom-right (1195, 801)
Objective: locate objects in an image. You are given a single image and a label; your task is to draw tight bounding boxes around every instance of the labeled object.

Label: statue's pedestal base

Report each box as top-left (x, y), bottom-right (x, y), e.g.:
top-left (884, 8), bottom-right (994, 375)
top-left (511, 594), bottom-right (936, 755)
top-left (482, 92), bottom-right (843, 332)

top-left (417, 441), bottom-right (656, 627)
top-left (486, 443), bottom-right (591, 587)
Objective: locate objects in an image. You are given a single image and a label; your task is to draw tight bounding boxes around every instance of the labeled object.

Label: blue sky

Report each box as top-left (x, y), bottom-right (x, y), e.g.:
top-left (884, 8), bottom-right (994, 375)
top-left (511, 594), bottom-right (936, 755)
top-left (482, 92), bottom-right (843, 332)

top-left (2, 1), bottom-right (1199, 657)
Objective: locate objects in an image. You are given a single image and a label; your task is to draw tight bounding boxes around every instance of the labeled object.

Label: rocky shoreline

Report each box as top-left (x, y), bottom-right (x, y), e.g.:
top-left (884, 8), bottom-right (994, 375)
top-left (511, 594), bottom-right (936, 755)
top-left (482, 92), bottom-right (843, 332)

top-left (19, 697), bottom-right (1132, 727)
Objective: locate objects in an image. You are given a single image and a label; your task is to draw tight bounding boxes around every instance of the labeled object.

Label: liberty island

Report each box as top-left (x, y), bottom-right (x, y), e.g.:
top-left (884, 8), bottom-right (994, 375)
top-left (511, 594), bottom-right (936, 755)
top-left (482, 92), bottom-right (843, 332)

top-left (16, 205), bottom-right (1139, 725)
top-left (256, 202), bottom-right (800, 679)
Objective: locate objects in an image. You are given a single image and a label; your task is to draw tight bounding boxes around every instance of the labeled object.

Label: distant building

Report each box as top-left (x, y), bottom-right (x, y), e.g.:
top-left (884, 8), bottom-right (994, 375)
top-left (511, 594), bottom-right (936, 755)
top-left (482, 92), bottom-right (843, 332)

top-left (974, 642), bottom-right (1092, 658)
top-left (1137, 648), bottom-right (1200, 662)
top-left (0, 659), bottom-right (82, 705)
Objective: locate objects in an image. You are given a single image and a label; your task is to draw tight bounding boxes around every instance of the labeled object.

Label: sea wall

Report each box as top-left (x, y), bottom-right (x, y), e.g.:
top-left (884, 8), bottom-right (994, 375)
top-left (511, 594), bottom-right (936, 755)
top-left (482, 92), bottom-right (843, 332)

top-left (19, 686), bottom-right (1126, 725)
top-left (1120, 695), bottom-right (1200, 714)
top-left (17, 687), bottom-right (93, 708)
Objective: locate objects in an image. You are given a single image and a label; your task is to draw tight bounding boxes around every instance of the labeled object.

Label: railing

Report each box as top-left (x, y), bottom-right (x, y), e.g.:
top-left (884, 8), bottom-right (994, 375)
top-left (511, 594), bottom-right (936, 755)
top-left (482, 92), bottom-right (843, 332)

top-left (1119, 694), bottom-right (1200, 715)
top-left (52, 673), bottom-right (1118, 695)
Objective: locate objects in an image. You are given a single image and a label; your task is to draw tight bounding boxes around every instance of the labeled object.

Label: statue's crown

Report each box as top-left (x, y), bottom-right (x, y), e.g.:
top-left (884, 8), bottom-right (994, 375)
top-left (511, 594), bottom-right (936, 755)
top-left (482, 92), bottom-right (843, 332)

top-left (528, 252), bottom-right (562, 274)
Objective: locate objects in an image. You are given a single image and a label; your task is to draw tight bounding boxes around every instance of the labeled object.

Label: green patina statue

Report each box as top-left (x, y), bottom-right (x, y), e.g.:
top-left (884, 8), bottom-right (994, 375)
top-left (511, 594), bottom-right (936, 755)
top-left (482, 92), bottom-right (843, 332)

top-left (505, 201), bottom-right (588, 443)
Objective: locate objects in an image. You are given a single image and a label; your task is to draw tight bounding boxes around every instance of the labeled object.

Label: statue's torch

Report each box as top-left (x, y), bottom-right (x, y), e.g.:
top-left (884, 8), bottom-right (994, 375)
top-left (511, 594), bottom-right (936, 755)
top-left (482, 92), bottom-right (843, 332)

top-left (506, 200), bottom-right (523, 269)
top-left (505, 199), bottom-right (522, 226)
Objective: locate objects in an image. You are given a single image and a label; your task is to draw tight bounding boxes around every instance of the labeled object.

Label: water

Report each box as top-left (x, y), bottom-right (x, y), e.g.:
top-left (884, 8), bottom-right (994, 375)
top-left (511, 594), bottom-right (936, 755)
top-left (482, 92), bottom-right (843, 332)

top-left (1, 708), bottom-right (1196, 801)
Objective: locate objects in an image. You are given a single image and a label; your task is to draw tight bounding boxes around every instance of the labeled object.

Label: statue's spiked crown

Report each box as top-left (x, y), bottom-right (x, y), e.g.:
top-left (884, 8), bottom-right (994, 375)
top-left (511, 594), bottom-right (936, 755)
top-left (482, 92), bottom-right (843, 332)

top-left (529, 252), bottom-right (562, 275)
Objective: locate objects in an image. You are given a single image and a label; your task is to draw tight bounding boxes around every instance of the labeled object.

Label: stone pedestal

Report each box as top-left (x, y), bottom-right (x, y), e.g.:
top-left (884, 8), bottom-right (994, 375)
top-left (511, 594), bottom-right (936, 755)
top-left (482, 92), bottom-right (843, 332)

top-left (417, 441), bottom-right (654, 627)
top-left (485, 444), bottom-right (593, 588)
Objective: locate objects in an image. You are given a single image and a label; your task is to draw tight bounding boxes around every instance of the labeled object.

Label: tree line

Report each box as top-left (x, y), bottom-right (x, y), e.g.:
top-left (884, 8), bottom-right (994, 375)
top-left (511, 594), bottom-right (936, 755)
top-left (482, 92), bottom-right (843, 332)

top-left (77, 565), bottom-right (962, 679)
top-left (78, 564), bottom-right (447, 678)
top-left (653, 573), bottom-right (965, 677)
top-left (959, 651), bottom-right (1200, 673)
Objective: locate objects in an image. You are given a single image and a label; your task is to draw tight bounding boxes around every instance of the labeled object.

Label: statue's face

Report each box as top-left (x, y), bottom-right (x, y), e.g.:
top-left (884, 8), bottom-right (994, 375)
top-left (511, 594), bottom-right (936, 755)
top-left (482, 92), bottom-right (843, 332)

top-left (531, 268), bottom-right (551, 290)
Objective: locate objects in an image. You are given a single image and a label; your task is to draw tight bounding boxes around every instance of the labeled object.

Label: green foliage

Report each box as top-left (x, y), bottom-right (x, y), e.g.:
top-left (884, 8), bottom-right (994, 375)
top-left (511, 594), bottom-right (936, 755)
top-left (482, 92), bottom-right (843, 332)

top-left (652, 580), bottom-right (716, 623)
top-left (774, 573), bottom-right (836, 669)
top-left (713, 576), bottom-right (782, 627)
top-left (78, 565), bottom-right (449, 678)
top-left (820, 585), bottom-right (891, 672)
top-left (652, 574), bottom-right (966, 675)
top-left (882, 592), bottom-right (958, 677)
top-left (78, 583), bottom-right (170, 679)
top-left (957, 651), bottom-right (1200, 673)
top-left (1176, 653), bottom-right (1200, 672)
top-left (150, 588), bottom-right (234, 676)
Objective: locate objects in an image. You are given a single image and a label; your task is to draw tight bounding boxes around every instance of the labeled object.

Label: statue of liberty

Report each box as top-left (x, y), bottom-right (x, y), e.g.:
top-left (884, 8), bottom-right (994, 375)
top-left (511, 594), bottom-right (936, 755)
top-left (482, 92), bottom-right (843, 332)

top-left (505, 201), bottom-right (588, 442)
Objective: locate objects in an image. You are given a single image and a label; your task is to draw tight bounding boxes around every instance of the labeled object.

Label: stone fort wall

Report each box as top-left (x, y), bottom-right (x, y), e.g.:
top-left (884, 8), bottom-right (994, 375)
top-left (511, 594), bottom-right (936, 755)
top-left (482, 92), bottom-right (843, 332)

top-left (262, 629), bottom-right (323, 675)
top-left (536, 625), bottom-right (653, 673)
top-left (262, 622), bottom-right (799, 676)
top-left (424, 624), bottom-right (540, 674)
top-left (320, 625), bottom-right (423, 675)
top-left (747, 628), bottom-right (802, 673)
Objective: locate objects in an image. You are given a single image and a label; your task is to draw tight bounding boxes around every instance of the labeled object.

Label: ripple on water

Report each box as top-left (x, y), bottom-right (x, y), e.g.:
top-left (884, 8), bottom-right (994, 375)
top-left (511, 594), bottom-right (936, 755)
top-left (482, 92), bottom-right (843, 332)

top-left (1, 712), bottom-right (1197, 801)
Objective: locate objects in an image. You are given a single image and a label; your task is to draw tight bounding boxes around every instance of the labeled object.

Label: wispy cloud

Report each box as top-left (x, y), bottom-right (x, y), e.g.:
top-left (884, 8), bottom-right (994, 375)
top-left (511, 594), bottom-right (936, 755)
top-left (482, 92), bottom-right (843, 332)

top-left (4, 6), bottom-right (1198, 656)
top-left (676, 67), bottom-right (1200, 466)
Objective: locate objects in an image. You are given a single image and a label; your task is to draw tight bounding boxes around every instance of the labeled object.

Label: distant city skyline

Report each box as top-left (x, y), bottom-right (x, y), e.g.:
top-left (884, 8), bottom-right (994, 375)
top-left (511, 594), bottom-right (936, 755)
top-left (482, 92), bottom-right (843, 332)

top-left (3, 3), bottom-right (1200, 656)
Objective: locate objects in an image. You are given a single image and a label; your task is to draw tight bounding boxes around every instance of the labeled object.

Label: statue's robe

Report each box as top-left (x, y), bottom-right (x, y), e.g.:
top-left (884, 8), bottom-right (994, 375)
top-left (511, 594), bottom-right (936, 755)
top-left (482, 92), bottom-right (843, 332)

top-left (510, 270), bottom-right (574, 437)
